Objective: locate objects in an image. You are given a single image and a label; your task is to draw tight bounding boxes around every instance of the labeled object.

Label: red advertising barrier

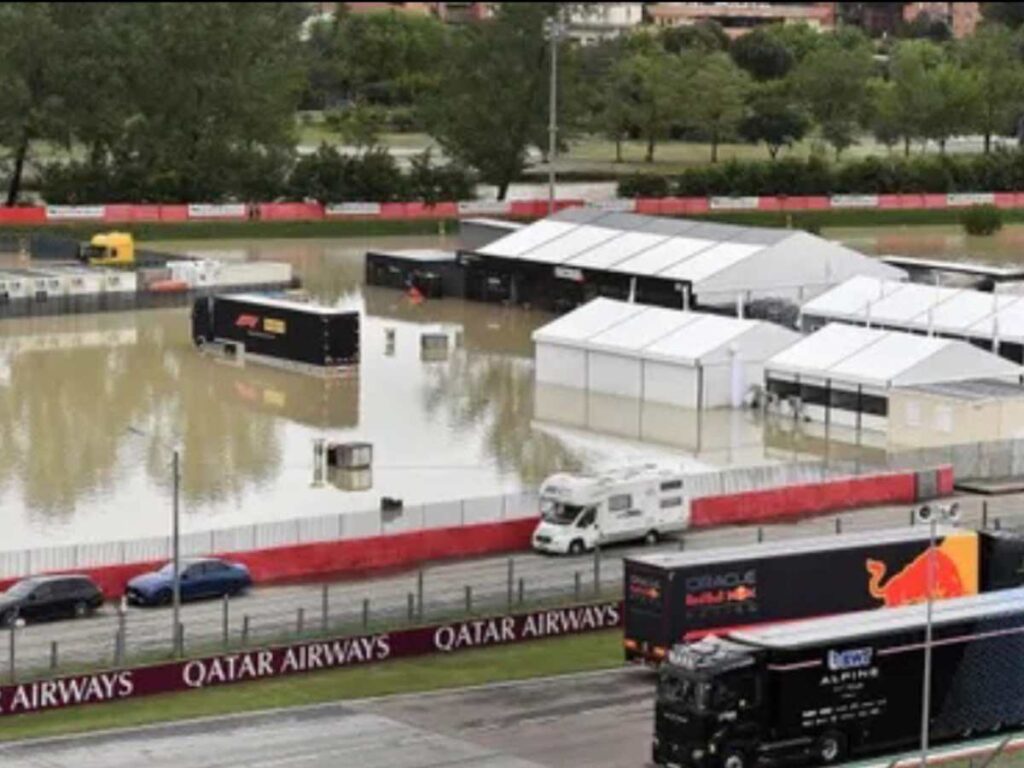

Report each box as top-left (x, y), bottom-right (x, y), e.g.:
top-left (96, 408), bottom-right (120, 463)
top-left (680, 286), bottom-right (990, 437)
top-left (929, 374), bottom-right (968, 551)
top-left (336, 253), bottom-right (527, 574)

top-left (0, 600), bottom-right (622, 718)
top-left (689, 468), bottom-right (933, 528)
top-left (256, 202), bottom-right (325, 221)
top-left (7, 190), bottom-right (1024, 227)
top-left (104, 204), bottom-right (163, 223)
top-left (0, 207), bottom-right (46, 224)
top-left (0, 517), bottom-right (539, 600)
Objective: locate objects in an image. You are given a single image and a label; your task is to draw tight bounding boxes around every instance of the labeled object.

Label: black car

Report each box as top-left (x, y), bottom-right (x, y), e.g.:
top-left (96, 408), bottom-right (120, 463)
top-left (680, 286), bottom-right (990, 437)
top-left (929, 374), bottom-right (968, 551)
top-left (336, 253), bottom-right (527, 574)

top-left (0, 575), bottom-right (104, 626)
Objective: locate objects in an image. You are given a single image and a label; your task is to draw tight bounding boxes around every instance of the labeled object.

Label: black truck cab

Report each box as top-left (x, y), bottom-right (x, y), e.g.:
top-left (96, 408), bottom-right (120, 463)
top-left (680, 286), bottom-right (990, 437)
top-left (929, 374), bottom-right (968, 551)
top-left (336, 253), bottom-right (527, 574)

top-left (655, 638), bottom-right (764, 768)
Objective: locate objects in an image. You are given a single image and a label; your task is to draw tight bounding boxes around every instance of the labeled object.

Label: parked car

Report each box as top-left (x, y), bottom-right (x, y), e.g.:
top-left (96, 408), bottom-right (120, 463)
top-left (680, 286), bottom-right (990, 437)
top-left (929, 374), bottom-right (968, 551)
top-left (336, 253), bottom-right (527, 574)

top-left (125, 558), bottom-right (252, 606)
top-left (0, 575), bottom-right (104, 626)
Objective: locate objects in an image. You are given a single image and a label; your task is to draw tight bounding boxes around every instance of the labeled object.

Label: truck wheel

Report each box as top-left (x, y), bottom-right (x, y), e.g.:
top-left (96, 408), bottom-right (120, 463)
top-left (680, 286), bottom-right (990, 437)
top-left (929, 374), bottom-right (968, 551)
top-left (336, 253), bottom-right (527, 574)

top-left (644, 530), bottom-right (659, 546)
top-left (569, 539), bottom-right (585, 556)
top-left (816, 732), bottom-right (846, 764)
top-left (721, 748), bottom-right (747, 768)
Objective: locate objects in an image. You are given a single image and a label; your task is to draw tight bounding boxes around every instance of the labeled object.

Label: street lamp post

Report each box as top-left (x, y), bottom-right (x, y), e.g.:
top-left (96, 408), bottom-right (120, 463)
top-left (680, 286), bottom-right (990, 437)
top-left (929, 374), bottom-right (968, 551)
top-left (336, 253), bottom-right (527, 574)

top-left (917, 501), bottom-right (960, 768)
top-left (128, 427), bottom-right (182, 656)
top-left (543, 15), bottom-right (566, 217)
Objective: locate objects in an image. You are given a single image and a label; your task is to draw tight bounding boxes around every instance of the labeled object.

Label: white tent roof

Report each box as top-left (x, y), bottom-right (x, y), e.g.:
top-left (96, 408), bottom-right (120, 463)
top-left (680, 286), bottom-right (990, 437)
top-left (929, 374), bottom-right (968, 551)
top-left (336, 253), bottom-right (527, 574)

top-left (532, 298), bottom-right (798, 365)
top-left (766, 323), bottom-right (1023, 389)
top-left (475, 210), bottom-right (903, 294)
top-left (802, 276), bottom-right (1024, 343)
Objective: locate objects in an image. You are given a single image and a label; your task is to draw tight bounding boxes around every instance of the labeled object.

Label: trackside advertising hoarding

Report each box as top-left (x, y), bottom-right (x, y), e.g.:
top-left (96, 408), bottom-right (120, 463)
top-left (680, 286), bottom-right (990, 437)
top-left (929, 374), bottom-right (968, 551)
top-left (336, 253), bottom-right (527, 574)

top-left (0, 601), bottom-right (621, 718)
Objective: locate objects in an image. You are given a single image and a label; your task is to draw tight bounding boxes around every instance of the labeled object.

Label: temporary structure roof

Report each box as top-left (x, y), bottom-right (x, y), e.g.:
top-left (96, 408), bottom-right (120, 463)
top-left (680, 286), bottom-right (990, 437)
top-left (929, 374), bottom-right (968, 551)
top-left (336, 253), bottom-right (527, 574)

top-left (766, 323), bottom-right (1023, 389)
top-left (802, 276), bottom-right (1024, 343)
top-left (473, 209), bottom-right (902, 299)
top-left (532, 297), bottom-right (798, 365)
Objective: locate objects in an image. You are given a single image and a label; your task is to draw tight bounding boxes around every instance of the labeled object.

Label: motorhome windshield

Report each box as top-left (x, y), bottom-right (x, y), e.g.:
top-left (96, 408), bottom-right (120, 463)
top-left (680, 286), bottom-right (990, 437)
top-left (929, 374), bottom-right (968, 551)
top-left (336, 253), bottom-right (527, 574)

top-left (540, 499), bottom-right (584, 525)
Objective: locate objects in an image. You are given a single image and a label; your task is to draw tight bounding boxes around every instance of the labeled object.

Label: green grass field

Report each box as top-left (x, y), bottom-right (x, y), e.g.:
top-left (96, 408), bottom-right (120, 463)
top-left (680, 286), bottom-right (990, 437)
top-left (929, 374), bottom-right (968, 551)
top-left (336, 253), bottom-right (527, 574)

top-left (0, 630), bottom-right (623, 744)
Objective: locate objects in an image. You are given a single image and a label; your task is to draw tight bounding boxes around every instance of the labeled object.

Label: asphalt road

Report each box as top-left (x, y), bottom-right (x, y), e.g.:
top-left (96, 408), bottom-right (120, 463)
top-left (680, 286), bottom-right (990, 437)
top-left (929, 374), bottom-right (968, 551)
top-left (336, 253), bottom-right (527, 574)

top-left (0, 669), bottom-right (654, 768)
top-left (4, 492), bottom-right (1022, 677)
top-left (2, 668), bottom-right (1021, 768)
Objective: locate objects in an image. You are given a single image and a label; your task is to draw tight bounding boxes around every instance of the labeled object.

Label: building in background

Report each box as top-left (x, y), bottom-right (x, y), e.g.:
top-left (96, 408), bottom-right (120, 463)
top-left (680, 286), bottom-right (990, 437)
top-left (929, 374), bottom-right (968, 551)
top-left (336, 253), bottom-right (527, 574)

top-left (840, 2), bottom-right (980, 39)
top-left (646, 2), bottom-right (836, 38)
top-left (567, 4), bottom-right (645, 44)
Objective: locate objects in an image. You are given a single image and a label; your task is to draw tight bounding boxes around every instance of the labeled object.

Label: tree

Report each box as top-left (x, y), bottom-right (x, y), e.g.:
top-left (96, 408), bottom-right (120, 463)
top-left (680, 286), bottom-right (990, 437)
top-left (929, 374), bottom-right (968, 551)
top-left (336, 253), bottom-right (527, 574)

top-left (740, 81), bottom-right (809, 159)
top-left (897, 12), bottom-right (952, 42)
top-left (681, 52), bottom-right (751, 162)
top-left (960, 24), bottom-right (1024, 154)
top-left (886, 39), bottom-right (944, 155)
top-left (600, 63), bottom-right (636, 162)
top-left (868, 79), bottom-right (903, 151)
top-left (660, 20), bottom-right (729, 54)
top-left (920, 62), bottom-right (980, 153)
top-left (0, 4), bottom-right (84, 205)
top-left (303, 10), bottom-right (446, 108)
top-left (111, 3), bottom-right (304, 201)
top-left (613, 47), bottom-right (683, 163)
top-left (730, 27), bottom-right (795, 81)
top-left (792, 37), bottom-right (874, 158)
top-left (326, 103), bottom-right (385, 151)
top-left (763, 22), bottom-right (821, 64)
top-left (420, 3), bottom-right (560, 199)
top-left (983, 3), bottom-right (1024, 29)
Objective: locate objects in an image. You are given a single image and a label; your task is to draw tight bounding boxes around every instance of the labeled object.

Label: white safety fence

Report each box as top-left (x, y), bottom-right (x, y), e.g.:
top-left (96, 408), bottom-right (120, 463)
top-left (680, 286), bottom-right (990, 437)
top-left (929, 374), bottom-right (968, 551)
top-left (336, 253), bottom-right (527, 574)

top-left (0, 491), bottom-right (540, 580)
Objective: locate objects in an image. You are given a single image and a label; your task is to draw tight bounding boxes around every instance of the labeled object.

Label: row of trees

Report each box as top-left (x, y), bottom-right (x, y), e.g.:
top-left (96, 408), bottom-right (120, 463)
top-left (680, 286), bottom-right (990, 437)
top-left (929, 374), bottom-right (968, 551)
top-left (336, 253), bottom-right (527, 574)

top-left (7, 3), bottom-right (1024, 204)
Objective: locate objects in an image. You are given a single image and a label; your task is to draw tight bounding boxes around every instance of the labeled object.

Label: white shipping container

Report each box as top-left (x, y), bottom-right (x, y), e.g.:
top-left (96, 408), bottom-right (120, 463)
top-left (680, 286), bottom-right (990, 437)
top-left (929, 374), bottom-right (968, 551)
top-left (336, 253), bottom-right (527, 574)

top-left (215, 261), bottom-right (292, 288)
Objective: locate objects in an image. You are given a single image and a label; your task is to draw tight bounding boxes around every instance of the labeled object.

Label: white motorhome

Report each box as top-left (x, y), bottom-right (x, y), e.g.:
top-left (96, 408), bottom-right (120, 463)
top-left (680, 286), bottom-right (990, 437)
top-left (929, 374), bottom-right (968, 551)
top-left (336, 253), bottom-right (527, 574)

top-left (532, 465), bottom-right (690, 555)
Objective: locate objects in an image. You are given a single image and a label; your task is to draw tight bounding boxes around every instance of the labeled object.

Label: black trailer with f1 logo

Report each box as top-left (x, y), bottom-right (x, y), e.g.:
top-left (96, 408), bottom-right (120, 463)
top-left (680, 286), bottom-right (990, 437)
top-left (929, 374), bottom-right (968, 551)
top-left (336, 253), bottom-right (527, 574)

top-left (191, 293), bottom-right (359, 374)
top-left (653, 587), bottom-right (1024, 768)
top-left (624, 526), bottom-right (1024, 664)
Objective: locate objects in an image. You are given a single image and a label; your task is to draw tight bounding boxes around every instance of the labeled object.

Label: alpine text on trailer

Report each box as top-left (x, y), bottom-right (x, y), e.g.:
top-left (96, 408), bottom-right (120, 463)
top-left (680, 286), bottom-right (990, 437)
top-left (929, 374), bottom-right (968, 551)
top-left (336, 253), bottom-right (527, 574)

top-left (625, 526), bottom-right (1024, 664)
top-left (653, 587), bottom-right (1024, 768)
top-left (191, 294), bottom-right (360, 375)
top-left (532, 466), bottom-right (689, 555)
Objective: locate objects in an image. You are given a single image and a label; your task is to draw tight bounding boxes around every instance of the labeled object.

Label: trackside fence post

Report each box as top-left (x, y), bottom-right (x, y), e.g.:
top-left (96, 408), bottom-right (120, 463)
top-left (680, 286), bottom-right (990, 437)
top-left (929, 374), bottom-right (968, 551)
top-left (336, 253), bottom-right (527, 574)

top-left (574, 571), bottom-right (581, 600)
top-left (982, 500), bottom-right (989, 529)
top-left (362, 598), bottom-right (370, 629)
top-left (518, 577), bottom-right (524, 605)
top-left (507, 558), bottom-right (514, 610)
top-left (593, 546), bottom-right (601, 595)
top-left (465, 585), bottom-right (472, 614)
top-left (321, 585), bottom-right (329, 633)
top-left (50, 640), bottom-right (58, 671)
top-left (242, 615), bottom-right (250, 646)
top-left (223, 594), bottom-right (230, 648)
top-left (297, 608), bottom-right (305, 636)
top-left (8, 624), bottom-right (15, 683)
top-left (417, 570), bottom-right (424, 621)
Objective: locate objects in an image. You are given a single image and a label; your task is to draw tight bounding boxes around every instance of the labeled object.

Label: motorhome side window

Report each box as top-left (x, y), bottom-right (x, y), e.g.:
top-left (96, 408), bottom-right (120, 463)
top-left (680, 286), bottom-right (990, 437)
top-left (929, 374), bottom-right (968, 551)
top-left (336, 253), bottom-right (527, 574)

top-left (660, 480), bottom-right (682, 492)
top-left (577, 507), bottom-right (597, 527)
top-left (608, 494), bottom-right (631, 512)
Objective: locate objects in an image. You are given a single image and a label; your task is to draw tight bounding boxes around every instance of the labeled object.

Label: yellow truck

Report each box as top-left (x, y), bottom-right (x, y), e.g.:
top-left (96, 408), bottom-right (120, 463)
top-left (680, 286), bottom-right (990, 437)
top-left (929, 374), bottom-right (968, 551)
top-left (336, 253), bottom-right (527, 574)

top-left (78, 232), bottom-right (136, 266)
top-left (78, 232), bottom-right (170, 268)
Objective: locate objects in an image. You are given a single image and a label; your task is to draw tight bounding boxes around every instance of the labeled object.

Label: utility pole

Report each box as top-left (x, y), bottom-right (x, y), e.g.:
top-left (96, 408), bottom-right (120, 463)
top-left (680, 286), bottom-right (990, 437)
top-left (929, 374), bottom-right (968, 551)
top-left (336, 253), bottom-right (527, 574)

top-left (544, 14), bottom-right (566, 216)
top-left (172, 447), bottom-right (181, 656)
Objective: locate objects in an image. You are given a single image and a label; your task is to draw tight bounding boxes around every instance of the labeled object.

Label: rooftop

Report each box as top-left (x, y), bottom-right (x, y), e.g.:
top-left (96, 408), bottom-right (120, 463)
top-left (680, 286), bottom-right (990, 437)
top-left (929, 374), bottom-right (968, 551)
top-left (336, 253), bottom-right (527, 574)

top-left (766, 323), bottom-right (1023, 389)
top-left (472, 209), bottom-right (901, 296)
top-left (732, 587), bottom-right (1024, 650)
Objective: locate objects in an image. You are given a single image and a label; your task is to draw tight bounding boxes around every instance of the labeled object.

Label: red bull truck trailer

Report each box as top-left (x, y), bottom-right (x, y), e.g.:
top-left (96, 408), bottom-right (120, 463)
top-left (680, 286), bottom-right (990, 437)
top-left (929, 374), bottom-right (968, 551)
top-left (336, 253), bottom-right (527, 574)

top-left (625, 526), bottom-right (1024, 664)
top-left (653, 587), bottom-right (1024, 768)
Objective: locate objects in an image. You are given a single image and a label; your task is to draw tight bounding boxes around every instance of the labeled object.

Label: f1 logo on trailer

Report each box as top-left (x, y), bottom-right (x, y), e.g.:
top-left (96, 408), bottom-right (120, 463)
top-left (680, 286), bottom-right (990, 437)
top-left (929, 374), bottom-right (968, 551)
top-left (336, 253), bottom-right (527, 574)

top-left (235, 314), bottom-right (260, 329)
top-left (827, 647), bottom-right (873, 671)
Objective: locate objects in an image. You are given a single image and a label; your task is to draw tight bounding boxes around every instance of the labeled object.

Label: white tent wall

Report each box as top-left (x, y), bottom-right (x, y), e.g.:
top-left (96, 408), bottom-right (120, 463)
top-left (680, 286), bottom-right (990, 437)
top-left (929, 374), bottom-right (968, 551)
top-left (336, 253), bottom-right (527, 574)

top-left (535, 342), bottom-right (588, 388)
top-left (642, 360), bottom-right (701, 408)
top-left (693, 232), bottom-right (905, 307)
top-left (587, 350), bottom-right (643, 399)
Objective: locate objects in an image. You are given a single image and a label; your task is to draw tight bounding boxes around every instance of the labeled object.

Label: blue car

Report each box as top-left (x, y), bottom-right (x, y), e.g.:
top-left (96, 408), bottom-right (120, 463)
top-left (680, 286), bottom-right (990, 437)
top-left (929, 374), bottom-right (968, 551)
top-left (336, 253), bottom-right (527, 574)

top-left (125, 557), bottom-right (252, 606)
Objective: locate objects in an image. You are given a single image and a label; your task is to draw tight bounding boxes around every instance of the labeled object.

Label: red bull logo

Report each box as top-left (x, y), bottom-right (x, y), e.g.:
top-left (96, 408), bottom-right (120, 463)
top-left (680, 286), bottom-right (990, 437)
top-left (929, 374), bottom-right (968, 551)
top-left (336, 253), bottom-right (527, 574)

top-left (866, 537), bottom-right (976, 607)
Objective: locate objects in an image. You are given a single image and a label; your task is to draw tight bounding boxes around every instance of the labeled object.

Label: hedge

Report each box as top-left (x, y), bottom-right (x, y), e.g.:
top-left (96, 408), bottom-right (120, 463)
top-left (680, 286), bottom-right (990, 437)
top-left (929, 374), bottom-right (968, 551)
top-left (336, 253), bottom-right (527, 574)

top-left (618, 152), bottom-right (1024, 198)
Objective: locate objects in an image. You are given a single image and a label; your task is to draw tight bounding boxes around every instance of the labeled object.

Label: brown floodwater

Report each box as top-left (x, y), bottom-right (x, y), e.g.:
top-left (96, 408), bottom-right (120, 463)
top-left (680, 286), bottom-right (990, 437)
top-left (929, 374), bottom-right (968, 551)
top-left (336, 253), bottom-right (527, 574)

top-left (12, 226), bottom-right (979, 549)
top-left (827, 224), bottom-right (1024, 266)
top-left (2, 236), bottom-right (725, 549)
